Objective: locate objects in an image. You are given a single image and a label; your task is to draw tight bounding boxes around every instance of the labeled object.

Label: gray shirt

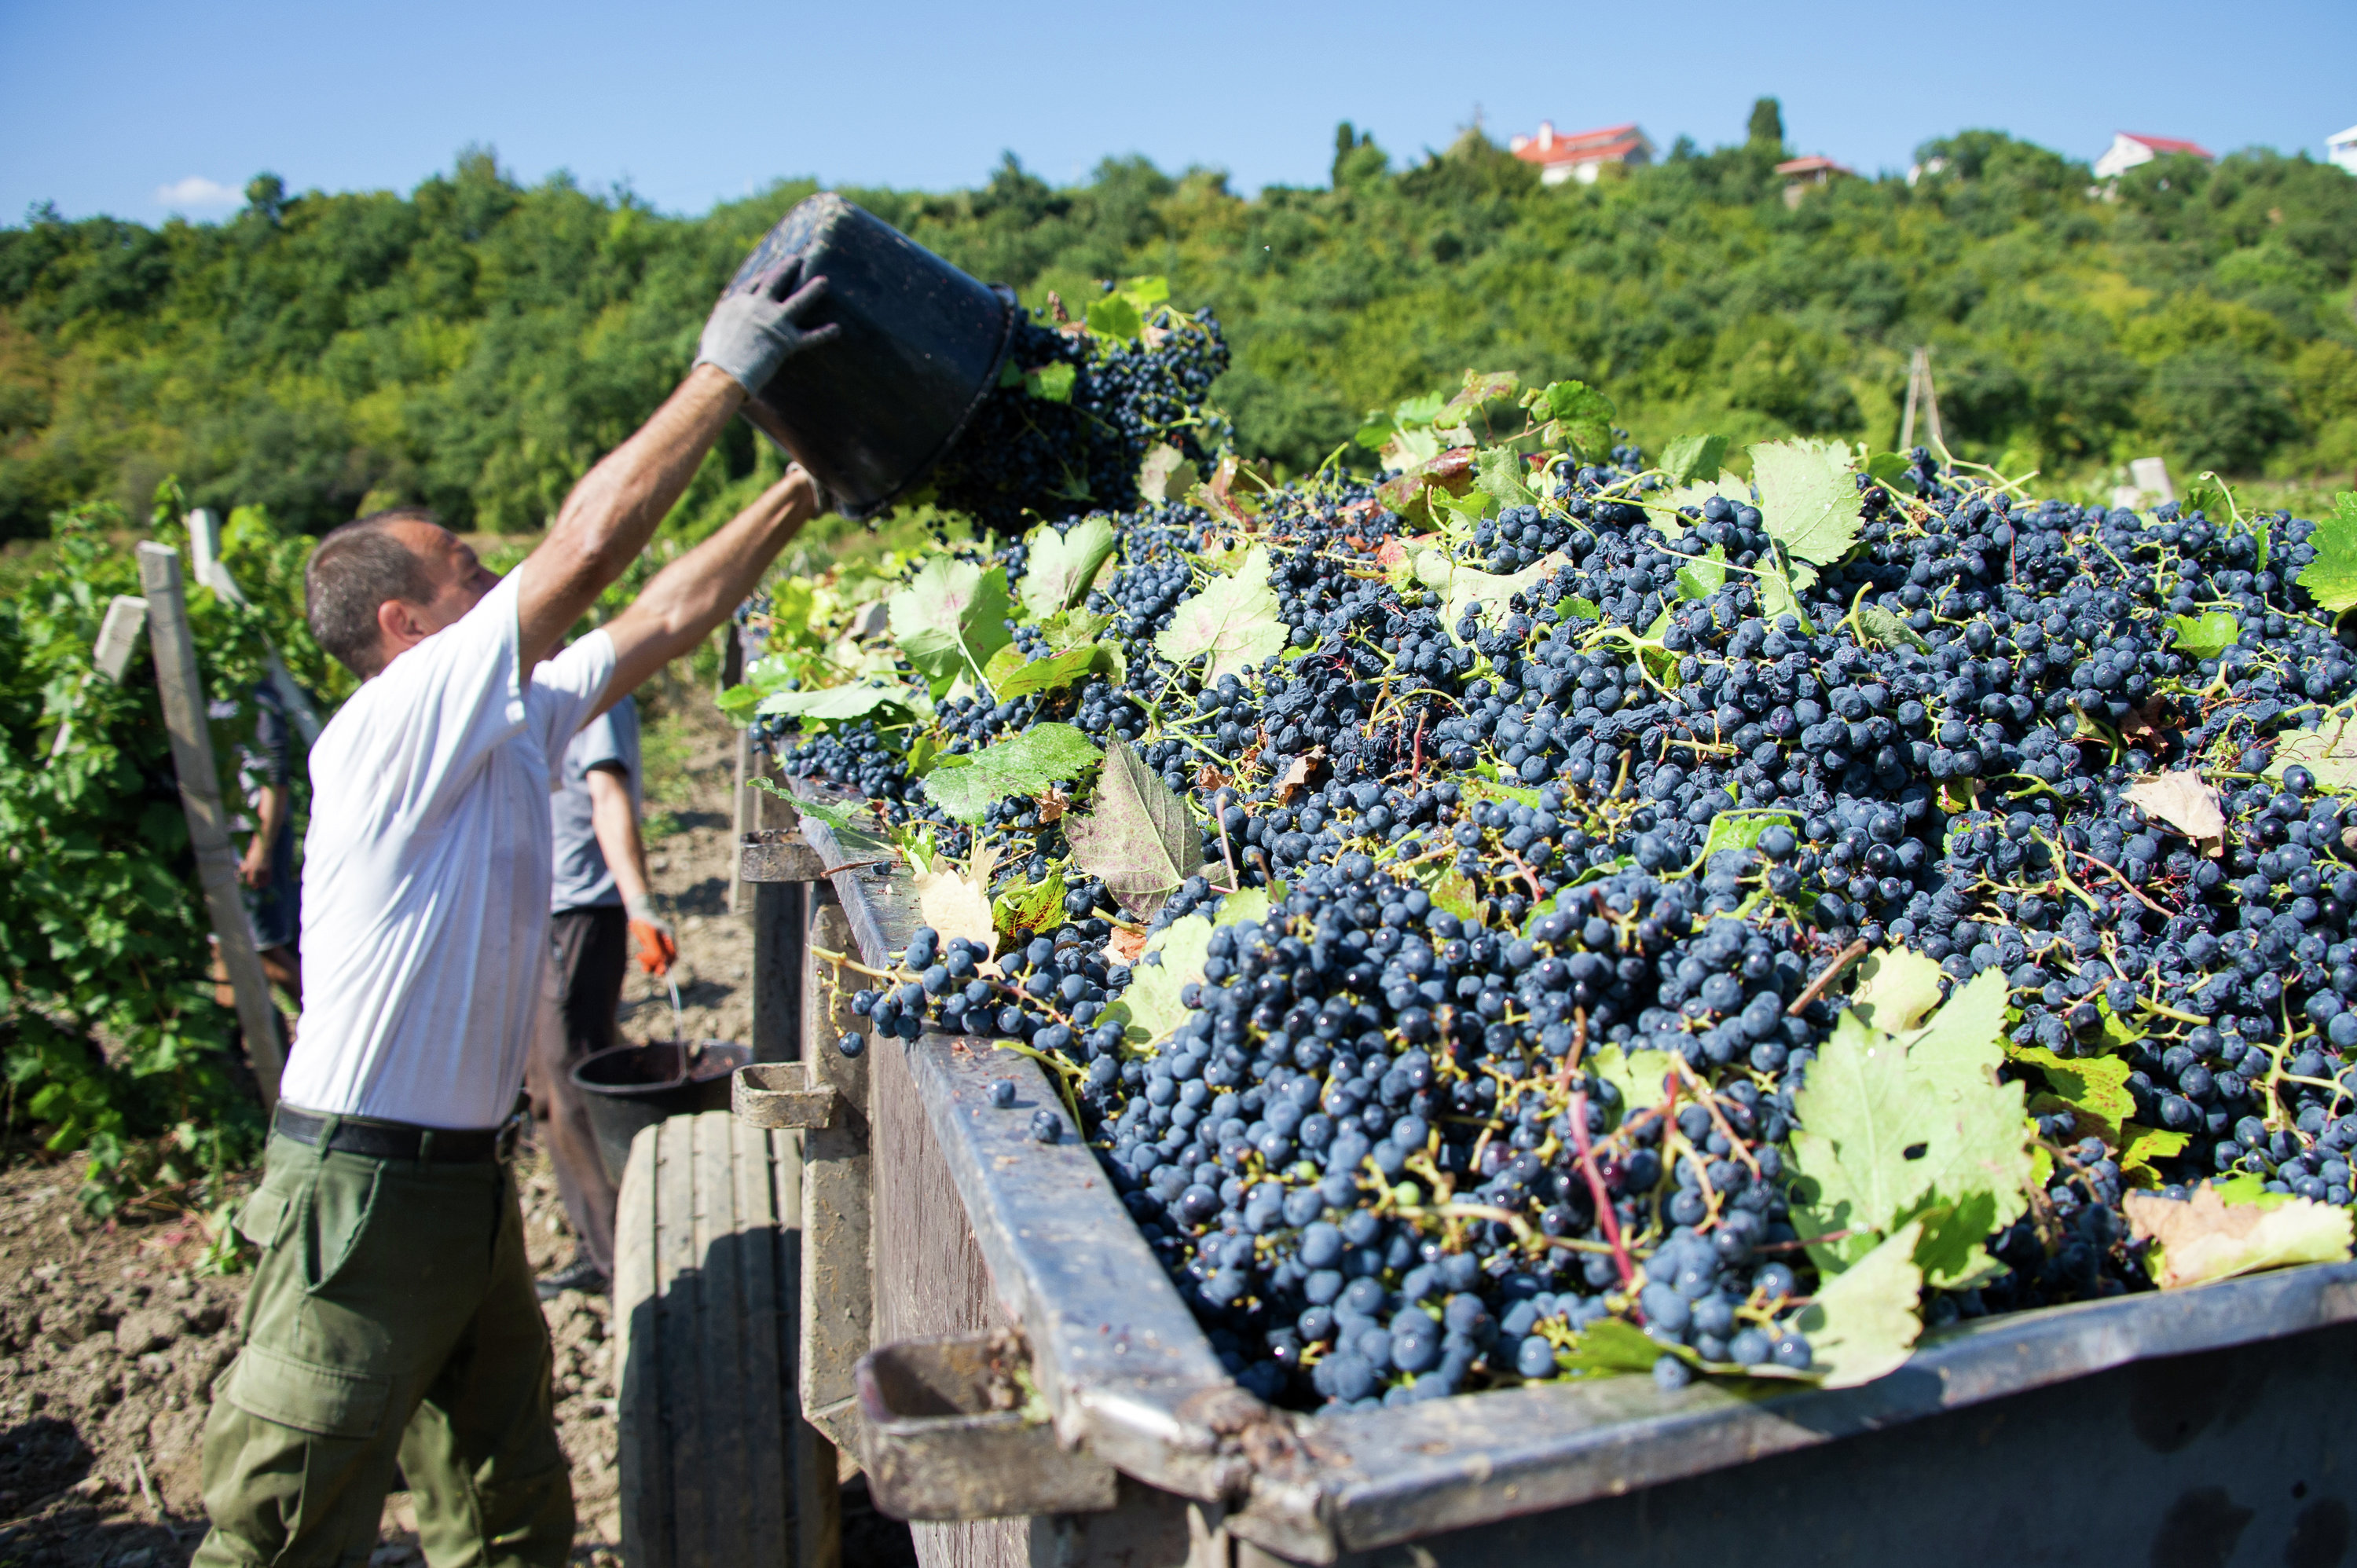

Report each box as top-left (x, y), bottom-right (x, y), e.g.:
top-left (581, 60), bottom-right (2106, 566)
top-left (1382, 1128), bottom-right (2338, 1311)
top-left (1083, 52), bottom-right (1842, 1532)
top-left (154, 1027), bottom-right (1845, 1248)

top-left (549, 694), bottom-right (640, 913)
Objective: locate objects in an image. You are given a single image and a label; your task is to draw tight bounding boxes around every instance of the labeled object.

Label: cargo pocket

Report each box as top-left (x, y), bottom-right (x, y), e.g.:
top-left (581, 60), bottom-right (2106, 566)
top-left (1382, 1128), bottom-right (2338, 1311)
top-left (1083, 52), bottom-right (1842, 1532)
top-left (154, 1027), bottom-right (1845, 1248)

top-left (234, 1185), bottom-right (294, 1251)
top-left (223, 1340), bottom-right (390, 1440)
top-left (299, 1160), bottom-right (383, 1295)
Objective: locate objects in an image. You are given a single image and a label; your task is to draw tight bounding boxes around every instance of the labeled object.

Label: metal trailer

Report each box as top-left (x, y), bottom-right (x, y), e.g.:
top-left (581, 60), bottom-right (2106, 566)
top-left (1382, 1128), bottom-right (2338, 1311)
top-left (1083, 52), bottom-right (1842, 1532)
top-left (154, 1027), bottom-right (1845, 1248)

top-left (612, 804), bottom-right (2357, 1568)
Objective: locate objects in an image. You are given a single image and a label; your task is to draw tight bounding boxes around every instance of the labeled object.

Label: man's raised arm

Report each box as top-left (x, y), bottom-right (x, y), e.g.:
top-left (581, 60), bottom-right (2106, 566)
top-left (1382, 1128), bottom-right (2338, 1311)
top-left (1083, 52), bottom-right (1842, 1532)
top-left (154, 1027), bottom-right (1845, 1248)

top-left (513, 258), bottom-right (837, 671)
top-left (596, 467), bottom-right (823, 706)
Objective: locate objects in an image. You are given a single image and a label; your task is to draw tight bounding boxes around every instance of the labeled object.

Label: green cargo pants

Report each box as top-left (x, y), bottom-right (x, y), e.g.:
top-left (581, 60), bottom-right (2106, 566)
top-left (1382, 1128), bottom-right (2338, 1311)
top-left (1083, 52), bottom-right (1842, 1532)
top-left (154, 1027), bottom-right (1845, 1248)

top-left (193, 1127), bottom-right (574, 1568)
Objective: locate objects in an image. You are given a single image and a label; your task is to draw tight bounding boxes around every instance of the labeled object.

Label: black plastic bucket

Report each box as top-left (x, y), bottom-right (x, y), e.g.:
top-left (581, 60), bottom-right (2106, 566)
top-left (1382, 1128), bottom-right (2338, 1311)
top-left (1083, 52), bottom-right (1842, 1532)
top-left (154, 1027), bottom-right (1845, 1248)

top-left (571, 1039), bottom-right (749, 1185)
top-left (727, 192), bottom-right (1017, 519)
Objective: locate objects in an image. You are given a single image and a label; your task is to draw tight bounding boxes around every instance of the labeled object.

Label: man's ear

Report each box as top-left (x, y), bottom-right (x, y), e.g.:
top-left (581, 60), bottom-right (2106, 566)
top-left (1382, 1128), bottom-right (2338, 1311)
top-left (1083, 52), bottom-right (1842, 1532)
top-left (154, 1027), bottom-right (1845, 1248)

top-left (375, 598), bottom-right (427, 661)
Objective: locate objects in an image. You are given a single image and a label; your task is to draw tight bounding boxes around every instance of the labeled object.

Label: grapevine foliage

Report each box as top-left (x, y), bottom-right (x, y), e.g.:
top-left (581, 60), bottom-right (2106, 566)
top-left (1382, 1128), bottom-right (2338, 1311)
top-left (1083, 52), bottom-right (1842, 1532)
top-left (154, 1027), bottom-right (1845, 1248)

top-left (0, 489), bottom-right (345, 1210)
top-left (729, 294), bottom-right (2357, 1406)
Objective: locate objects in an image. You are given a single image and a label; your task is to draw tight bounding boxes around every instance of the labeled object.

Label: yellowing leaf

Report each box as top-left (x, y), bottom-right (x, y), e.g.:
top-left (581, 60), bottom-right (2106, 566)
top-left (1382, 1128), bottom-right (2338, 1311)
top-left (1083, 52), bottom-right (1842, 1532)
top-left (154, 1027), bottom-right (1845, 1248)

top-left (1848, 946), bottom-right (1945, 1034)
top-left (1063, 741), bottom-right (1205, 919)
top-left (1795, 1220), bottom-right (1924, 1388)
top-left (1154, 546), bottom-right (1288, 688)
top-left (1021, 517), bottom-right (1119, 621)
top-left (2268, 699), bottom-right (2357, 795)
top-left (2125, 1182), bottom-right (2354, 1289)
top-left (2010, 1045), bottom-right (2137, 1144)
top-left (2122, 771), bottom-right (2225, 850)
top-left (916, 839), bottom-right (999, 959)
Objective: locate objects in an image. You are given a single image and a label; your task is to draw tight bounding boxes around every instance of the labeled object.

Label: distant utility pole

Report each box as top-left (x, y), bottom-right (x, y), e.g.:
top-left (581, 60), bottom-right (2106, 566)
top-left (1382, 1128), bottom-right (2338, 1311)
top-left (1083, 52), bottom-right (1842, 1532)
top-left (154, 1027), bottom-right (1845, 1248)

top-left (1899, 346), bottom-right (1945, 454)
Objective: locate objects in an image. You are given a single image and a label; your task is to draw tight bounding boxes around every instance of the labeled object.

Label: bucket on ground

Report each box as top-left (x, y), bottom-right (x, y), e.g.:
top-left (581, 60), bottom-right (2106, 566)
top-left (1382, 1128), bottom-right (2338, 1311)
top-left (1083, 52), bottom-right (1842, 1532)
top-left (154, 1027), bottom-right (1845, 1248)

top-left (572, 1039), bottom-right (750, 1185)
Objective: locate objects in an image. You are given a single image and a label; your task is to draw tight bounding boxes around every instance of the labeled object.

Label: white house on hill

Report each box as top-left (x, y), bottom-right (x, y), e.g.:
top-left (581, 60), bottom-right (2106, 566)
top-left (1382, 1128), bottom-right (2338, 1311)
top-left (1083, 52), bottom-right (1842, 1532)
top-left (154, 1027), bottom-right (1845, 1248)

top-left (1508, 122), bottom-right (1655, 185)
top-left (2093, 131), bottom-right (2216, 181)
top-left (2330, 124), bottom-right (2357, 176)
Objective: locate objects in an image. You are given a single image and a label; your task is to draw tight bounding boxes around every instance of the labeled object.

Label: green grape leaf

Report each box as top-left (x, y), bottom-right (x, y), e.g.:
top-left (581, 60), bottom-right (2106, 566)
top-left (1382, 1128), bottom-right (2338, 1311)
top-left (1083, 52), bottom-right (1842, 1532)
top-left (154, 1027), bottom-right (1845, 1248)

top-left (1862, 450), bottom-right (1914, 486)
top-left (2168, 611), bottom-right (2238, 659)
top-left (1660, 433), bottom-right (1728, 486)
top-left (1895, 966), bottom-right (2012, 1098)
top-left (2120, 1123), bottom-right (2191, 1183)
top-left (1786, 976), bottom-right (2033, 1277)
top-left (1410, 547), bottom-right (1567, 647)
top-left (1794, 1219), bottom-right (1924, 1388)
top-left (1558, 595), bottom-right (1604, 623)
top-left (1855, 602), bottom-right (1928, 653)
top-left (2305, 491), bottom-right (2357, 614)
top-left (1675, 544), bottom-right (1729, 602)
top-left (1749, 438), bottom-right (1863, 568)
top-left (992, 871), bottom-right (1068, 946)
top-left (1757, 566), bottom-right (1814, 634)
top-left (1552, 1317), bottom-right (1668, 1379)
top-left (1154, 546), bottom-right (1288, 688)
top-left (2127, 1181), bottom-right (2354, 1289)
top-left (1083, 295), bottom-right (1142, 340)
top-left (1063, 740), bottom-right (1205, 920)
top-left (983, 641), bottom-right (1102, 698)
top-left (753, 681), bottom-right (922, 724)
top-left (1032, 362), bottom-right (1078, 402)
top-left (1021, 516), bottom-right (1120, 620)
top-left (1475, 445), bottom-right (1536, 509)
top-left (1847, 946), bottom-right (1946, 1034)
top-left (918, 724), bottom-right (1102, 826)
top-left (889, 556), bottom-right (1014, 697)
top-left (2182, 471), bottom-right (2235, 525)
top-left (1533, 379), bottom-right (1615, 457)
top-left (1116, 274), bottom-right (1170, 312)
top-left (1692, 808), bottom-right (1798, 866)
top-left (1588, 1043), bottom-right (1677, 1120)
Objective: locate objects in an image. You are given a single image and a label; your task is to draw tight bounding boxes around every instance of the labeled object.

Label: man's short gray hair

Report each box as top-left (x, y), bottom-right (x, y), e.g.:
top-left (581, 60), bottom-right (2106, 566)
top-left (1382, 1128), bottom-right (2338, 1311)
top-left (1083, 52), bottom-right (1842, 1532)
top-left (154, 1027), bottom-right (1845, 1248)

top-left (306, 509), bottom-right (440, 678)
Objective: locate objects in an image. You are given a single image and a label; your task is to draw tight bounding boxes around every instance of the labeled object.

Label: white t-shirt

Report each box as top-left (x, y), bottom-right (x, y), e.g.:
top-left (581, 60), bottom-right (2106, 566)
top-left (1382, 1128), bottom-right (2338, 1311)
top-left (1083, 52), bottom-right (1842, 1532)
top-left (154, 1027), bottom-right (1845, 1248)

top-left (280, 574), bottom-right (616, 1129)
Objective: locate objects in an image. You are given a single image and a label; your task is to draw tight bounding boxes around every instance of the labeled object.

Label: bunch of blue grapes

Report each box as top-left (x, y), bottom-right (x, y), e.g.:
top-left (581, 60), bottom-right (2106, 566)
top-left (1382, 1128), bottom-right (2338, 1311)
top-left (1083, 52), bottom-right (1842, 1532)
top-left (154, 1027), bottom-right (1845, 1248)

top-left (927, 300), bottom-right (1233, 533)
top-left (804, 416), bottom-right (2357, 1412)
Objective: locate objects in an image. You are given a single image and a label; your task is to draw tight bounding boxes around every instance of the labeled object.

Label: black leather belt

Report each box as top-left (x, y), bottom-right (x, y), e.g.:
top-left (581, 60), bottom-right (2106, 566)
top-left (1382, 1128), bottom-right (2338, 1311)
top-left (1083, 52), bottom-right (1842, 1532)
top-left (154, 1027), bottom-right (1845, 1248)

top-left (273, 1105), bottom-right (522, 1163)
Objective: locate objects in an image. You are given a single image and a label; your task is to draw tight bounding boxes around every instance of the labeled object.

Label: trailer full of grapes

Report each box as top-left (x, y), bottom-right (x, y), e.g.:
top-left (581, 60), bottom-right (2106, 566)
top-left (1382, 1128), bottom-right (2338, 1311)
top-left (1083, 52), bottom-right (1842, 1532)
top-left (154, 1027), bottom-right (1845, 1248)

top-left (701, 813), bottom-right (2357, 1568)
top-left (609, 196), bottom-right (2357, 1568)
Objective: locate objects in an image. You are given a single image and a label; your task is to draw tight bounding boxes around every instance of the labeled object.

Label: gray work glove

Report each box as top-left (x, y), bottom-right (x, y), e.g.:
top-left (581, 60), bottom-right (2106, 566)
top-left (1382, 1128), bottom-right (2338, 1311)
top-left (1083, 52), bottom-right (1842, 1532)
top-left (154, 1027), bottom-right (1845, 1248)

top-left (695, 255), bottom-right (841, 394)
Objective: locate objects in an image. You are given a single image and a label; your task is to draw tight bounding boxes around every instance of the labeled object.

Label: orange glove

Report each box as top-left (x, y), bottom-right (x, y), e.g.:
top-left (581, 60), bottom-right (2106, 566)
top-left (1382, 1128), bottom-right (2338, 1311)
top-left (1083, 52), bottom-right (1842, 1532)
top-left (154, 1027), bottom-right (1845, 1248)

top-left (625, 895), bottom-right (676, 976)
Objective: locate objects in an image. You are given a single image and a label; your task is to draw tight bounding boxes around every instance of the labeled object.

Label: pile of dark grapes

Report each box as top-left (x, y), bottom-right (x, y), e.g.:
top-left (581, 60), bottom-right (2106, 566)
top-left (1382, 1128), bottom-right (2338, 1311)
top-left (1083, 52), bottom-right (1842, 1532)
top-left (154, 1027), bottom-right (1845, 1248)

top-left (925, 295), bottom-right (1233, 533)
top-left (781, 424), bottom-right (2357, 1412)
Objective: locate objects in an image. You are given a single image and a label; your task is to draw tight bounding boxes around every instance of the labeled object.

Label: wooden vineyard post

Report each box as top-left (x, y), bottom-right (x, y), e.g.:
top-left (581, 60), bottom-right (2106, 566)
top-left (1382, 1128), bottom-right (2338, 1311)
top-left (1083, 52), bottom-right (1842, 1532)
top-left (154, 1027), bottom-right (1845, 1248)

top-left (137, 541), bottom-right (285, 1110)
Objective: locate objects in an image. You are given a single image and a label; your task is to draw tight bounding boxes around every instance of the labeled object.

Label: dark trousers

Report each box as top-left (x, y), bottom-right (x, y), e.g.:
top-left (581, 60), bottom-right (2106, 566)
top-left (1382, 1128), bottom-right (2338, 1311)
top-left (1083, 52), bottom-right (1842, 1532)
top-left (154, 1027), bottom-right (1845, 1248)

top-left (526, 905), bottom-right (627, 1277)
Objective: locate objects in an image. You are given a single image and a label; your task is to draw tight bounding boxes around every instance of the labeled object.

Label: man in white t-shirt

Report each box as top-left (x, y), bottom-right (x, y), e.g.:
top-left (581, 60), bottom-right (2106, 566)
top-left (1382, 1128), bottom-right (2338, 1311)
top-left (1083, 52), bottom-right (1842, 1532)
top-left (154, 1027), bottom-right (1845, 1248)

top-left (193, 257), bottom-right (838, 1568)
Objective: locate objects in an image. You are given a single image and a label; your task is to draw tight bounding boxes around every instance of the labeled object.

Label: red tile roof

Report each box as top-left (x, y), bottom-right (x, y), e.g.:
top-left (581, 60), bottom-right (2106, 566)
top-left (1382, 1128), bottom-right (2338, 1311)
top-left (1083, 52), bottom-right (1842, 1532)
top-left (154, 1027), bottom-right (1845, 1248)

top-left (1775, 155), bottom-right (1853, 178)
top-left (2120, 132), bottom-right (2216, 159)
top-left (1511, 122), bottom-right (1646, 167)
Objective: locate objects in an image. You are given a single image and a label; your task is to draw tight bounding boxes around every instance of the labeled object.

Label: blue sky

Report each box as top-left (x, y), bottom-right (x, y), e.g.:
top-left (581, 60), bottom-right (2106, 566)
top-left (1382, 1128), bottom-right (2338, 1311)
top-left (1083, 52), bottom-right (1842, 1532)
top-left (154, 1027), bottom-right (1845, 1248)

top-left (5, 0), bottom-right (2352, 224)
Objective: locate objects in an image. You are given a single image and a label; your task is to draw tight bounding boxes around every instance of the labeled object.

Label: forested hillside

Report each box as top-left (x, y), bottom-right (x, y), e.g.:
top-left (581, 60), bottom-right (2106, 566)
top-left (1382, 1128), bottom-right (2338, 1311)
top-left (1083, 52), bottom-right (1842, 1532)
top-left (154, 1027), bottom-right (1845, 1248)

top-left (3, 104), bottom-right (2353, 541)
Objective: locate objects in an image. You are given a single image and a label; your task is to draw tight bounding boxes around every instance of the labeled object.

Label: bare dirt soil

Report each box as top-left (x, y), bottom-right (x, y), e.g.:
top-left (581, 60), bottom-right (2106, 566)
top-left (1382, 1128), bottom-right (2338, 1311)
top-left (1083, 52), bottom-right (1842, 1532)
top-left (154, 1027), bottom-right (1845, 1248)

top-left (0, 701), bottom-right (914, 1567)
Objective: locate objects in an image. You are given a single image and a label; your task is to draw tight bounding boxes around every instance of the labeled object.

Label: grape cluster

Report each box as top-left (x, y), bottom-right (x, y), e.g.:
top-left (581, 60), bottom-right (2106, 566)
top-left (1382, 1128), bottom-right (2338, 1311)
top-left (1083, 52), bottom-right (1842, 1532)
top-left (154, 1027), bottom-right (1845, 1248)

top-left (926, 304), bottom-right (1233, 534)
top-left (777, 405), bottom-right (2357, 1410)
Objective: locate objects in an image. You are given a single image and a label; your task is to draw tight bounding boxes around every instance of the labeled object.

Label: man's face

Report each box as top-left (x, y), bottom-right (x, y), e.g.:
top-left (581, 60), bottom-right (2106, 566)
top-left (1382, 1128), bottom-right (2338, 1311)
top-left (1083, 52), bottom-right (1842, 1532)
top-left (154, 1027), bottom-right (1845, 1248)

top-left (386, 519), bottom-right (500, 639)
